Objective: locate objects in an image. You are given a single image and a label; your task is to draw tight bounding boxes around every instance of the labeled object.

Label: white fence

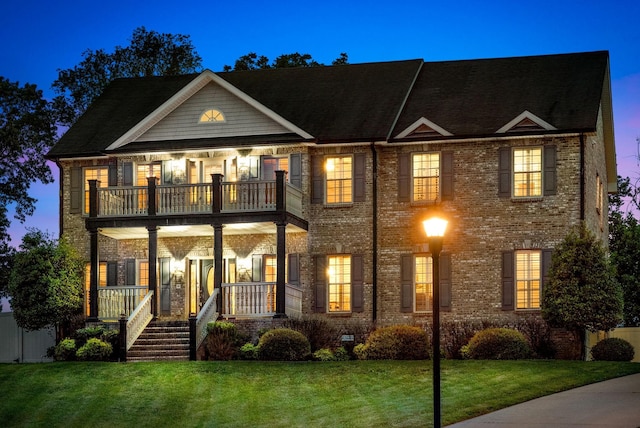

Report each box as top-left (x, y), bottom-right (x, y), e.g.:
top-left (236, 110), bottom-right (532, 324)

top-left (586, 327), bottom-right (640, 362)
top-left (0, 312), bottom-right (55, 363)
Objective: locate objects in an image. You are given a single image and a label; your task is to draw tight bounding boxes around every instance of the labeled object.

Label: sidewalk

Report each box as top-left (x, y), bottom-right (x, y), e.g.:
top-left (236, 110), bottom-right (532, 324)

top-left (446, 373), bottom-right (640, 427)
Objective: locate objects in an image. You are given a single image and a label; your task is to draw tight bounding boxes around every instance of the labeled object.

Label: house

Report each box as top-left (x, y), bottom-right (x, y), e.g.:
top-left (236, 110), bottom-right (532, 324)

top-left (46, 51), bottom-right (616, 359)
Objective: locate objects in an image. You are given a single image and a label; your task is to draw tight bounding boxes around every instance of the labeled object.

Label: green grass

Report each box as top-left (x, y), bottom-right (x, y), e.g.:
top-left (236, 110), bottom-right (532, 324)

top-left (1, 360), bottom-right (638, 427)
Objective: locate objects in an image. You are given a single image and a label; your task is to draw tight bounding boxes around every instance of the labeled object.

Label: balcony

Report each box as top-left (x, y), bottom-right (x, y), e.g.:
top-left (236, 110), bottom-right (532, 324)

top-left (88, 171), bottom-right (303, 219)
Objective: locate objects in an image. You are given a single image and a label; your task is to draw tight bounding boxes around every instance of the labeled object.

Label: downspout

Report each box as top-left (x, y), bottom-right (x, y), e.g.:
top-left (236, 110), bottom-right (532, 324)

top-left (371, 142), bottom-right (378, 323)
top-left (580, 134), bottom-right (585, 221)
top-left (55, 160), bottom-right (63, 238)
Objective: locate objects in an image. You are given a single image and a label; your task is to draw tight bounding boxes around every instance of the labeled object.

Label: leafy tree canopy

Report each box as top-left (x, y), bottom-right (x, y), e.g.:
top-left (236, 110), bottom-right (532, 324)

top-left (52, 26), bottom-right (203, 127)
top-left (542, 222), bottom-right (623, 333)
top-left (7, 230), bottom-right (83, 331)
top-left (0, 77), bottom-right (56, 250)
top-left (609, 175), bottom-right (640, 326)
top-left (223, 52), bottom-right (348, 71)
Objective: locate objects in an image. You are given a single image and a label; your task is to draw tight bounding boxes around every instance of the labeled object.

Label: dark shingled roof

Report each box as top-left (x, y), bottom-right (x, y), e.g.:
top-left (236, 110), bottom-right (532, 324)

top-left (47, 51), bottom-right (610, 159)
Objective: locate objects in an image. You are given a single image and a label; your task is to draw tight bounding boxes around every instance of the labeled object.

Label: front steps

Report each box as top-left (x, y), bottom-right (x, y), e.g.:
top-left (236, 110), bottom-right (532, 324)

top-left (127, 320), bottom-right (190, 362)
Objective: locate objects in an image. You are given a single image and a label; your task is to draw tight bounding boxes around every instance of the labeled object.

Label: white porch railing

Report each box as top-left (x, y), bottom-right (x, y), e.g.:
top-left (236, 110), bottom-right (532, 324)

top-left (98, 286), bottom-right (148, 320)
top-left (195, 288), bottom-right (220, 349)
top-left (286, 184), bottom-right (303, 218)
top-left (126, 291), bottom-right (154, 351)
top-left (220, 283), bottom-right (302, 317)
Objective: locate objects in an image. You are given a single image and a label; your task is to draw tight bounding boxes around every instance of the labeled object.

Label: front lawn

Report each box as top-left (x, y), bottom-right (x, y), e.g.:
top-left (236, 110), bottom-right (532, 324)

top-left (1, 360), bottom-right (638, 427)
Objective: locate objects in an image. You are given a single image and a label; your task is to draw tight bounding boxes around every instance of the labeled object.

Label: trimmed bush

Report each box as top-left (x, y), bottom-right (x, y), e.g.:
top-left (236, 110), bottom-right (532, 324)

top-left (258, 328), bottom-right (311, 361)
top-left (239, 343), bottom-right (259, 360)
top-left (313, 348), bottom-right (336, 361)
top-left (74, 326), bottom-right (106, 347)
top-left (54, 338), bottom-right (77, 361)
top-left (206, 321), bottom-right (243, 361)
top-left (76, 338), bottom-right (113, 361)
top-left (360, 325), bottom-right (429, 360)
top-left (462, 328), bottom-right (531, 360)
top-left (334, 346), bottom-right (350, 361)
top-left (283, 315), bottom-right (339, 352)
top-left (353, 343), bottom-right (368, 360)
top-left (591, 338), bottom-right (635, 362)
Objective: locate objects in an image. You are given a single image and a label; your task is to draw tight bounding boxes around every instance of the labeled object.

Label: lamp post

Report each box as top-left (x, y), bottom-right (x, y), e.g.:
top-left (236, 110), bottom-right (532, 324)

top-left (423, 216), bottom-right (448, 428)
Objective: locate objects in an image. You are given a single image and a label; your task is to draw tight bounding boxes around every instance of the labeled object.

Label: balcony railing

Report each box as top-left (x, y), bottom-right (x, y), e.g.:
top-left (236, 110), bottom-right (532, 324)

top-left (89, 171), bottom-right (303, 218)
top-left (221, 283), bottom-right (302, 318)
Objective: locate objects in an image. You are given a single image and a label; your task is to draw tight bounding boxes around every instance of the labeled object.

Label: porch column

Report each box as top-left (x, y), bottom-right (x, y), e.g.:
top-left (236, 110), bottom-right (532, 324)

top-left (148, 225), bottom-right (158, 317)
top-left (88, 227), bottom-right (99, 321)
top-left (212, 174), bottom-right (223, 213)
top-left (213, 224), bottom-right (223, 314)
top-left (147, 177), bottom-right (157, 216)
top-left (88, 179), bottom-right (99, 218)
top-left (275, 170), bottom-right (287, 212)
top-left (274, 221), bottom-right (287, 318)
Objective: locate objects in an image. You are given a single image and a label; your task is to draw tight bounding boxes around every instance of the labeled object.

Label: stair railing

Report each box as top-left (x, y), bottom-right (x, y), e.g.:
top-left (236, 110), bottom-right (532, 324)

top-left (119, 291), bottom-right (154, 361)
top-left (193, 288), bottom-right (220, 354)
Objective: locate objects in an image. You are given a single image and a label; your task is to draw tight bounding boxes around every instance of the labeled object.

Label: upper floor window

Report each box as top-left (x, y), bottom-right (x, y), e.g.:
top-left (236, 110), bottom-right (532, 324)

top-left (513, 148), bottom-right (542, 197)
top-left (262, 156), bottom-right (289, 180)
top-left (515, 250), bottom-right (541, 309)
top-left (326, 155), bottom-right (353, 204)
top-left (412, 153), bottom-right (440, 202)
top-left (83, 167), bottom-right (108, 214)
top-left (199, 109), bottom-right (225, 123)
top-left (328, 254), bottom-right (351, 312)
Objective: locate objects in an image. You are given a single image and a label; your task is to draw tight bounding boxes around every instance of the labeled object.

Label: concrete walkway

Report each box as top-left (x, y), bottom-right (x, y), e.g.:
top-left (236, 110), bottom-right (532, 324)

top-left (446, 373), bottom-right (640, 428)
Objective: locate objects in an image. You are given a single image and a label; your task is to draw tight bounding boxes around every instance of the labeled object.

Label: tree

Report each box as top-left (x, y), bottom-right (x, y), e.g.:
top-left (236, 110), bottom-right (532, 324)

top-left (7, 230), bottom-right (83, 336)
top-left (609, 176), bottom-right (640, 326)
top-left (0, 77), bottom-right (56, 250)
top-left (542, 223), bottom-right (623, 357)
top-left (223, 52), bottom-right (348, 71)
top-left (52, 26), bottom-right (203, 127)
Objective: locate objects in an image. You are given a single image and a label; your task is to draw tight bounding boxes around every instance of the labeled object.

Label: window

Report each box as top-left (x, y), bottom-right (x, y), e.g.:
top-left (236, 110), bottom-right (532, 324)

top-left (136, 163), bottom-right (162, 186)
top-left (414, 255), bottom-right (433, 312)
top-left (83, 167), bottom-right (109, 214)
top-left (513, 148), bottom-right (542, 197)
top-left (84, 262), bottom-right (107, 316)
top-left (199, 109), bottom-right (225, 123)
top-left (328, 255), bottom-right (351, 312)
top-left (412, 153), bottom-right (440, 202)
top-left (326, 156), bottom-right (353, 204)
top-left (138, 261), bottom-right (149, 287)
top-left (264, 255), bottom-right (277, 283)
top-left (262, 157), bottom-right (289, 180)
top-left (515, 251), bottom-right (541, 309)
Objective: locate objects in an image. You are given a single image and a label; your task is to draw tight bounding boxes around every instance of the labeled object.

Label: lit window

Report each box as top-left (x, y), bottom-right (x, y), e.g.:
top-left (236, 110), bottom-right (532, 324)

top-left (513, 148), bottom-right (542, 197)
top-left (136, 163), bottom-right (162, 186)
top-left (326, 156), bottom-right (352, 204)
top-left (414, 255), bottom-right (433, 312)
top-left (515, 251), bottom-right (541, 309)
top-left (138, 261), bottom-right (149, 287)
top-left (83, 167), bottom-right (109, 214)
top-left (84, 262), bottom-right (107, 316)
top-left (264, 255), bottom-right (277, 283)
top-left (199, 109), bottom-right (225, 123)
top-left (412, 153), bottom-right (440, 202)
top-left (262, 157), bottom-right (289, 180)
top-left (328, 255), bottom-right (351, 312)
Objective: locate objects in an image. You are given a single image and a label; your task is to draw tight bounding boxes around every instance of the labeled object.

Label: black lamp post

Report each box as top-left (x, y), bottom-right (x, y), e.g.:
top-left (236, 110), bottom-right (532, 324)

top-left (423, 216), bottom-right (448, 428)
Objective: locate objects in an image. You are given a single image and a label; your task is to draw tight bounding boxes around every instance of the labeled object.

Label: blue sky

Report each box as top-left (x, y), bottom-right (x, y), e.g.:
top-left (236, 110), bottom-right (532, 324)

top-left (2, 0), bottom-right (639, 246)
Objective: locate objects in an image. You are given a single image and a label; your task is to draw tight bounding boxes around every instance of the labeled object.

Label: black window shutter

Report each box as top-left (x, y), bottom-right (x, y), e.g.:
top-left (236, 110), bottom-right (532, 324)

top-left (108, 163), bottom-right (118, 187)
top-left (252, 255), bottom-right (263, 282)
top-left (352, 254), bottom-right (364, 312)
top-left (313, 255), bottom-right (327, 312)
top-left (354, 153), bottom-right (366, 202)
top-left (123, 162), bottom-right (134, 186)
top-left (287, 254), bottom-right (300, 286)
top-left (311, 155), bottom-right (324, 204)
top-left (125, 259), bottom-right (136, 285)
top-left (501, 251), bottom-right (515, 310)
top-left (441, 151), bottom-right (454, 201)
top-left (544, 145), bottom-right (557, 196)
top-left (70, 167), bottom-right (82, 213)
top-left (439, 252), bottom-right (452, 311)
top-left (107, 262), bottom-right (118, 287)
top-left (289, 154), bottom-right (302, 189)
top-left (498, 147), bottom-right (511, 198)
top-left (541, 249), bottom-right (553, 295)
top-left (400, 254), bottom-right (413, 312)
top-left (398, 153), bottom-right (411, 202)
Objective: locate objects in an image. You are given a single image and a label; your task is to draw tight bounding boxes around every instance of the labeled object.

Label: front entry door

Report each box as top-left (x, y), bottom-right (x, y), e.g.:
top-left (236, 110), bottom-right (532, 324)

top-left (160, 258), bottom-right (171, 315)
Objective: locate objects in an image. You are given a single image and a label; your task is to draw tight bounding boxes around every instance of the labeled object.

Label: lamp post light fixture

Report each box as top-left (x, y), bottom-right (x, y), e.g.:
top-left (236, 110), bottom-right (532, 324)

top-left (422, 215), bottom-right (448, 428)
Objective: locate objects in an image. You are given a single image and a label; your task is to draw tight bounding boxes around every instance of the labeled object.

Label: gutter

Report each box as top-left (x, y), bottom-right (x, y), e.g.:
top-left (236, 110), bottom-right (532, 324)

top-left (55, 160), bottom-right (64, 238)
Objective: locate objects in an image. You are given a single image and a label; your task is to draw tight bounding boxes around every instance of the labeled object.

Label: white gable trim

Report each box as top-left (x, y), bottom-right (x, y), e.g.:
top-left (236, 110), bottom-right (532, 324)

top-left (395, 117), bottom-right (453, 139)
top-left (496, 110), bottom-right (557, 134)
top-left (106, 70), bottom-right (313, 150)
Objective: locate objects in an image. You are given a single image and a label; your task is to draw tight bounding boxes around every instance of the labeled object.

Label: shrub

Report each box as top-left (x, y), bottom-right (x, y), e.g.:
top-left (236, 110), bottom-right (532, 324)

top-left (353, 343), bottom-right (368, 360)
top-left (313, 348), bottom-right (336, 361)
top-left (54, 338), bottom-right (77, 361)
top-left (258, 328), bottom-right (311, 361)
top-left (283, 315), bottom-right (340, 352)
top-left (441, 321), bottom-right (482, 359)
top-left (463, 328), bottom-right (531, 360)
top-left (74, 326), bottom-right (106, 347)
top-left (334, 346), bottom-right (350, 361)
top-left (515, 317), bottom-right (556, 359)
top-left (76, 338), bottom-right (113, 361)
top-left (591, 338), bottom-right (635, 361)
top-left (206, 321), bottom-right (243, 360)
top-left (239, 343), bottom-right (259, 360)
top-left (360, 325), bottom-right (429, 360)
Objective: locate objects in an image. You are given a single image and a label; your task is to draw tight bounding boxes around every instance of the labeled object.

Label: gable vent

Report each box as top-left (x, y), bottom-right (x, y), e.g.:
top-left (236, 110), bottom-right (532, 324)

top-left (496, 110), bottom-right (557, 134)
top-left (395, 117), bottom-right (453, 139)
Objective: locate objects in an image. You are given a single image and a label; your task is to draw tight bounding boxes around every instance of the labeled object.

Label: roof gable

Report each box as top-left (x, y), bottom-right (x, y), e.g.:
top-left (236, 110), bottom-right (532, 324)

top-left (496, 110), bottom-right (557, 133)
top-left (395, 117), bottom-right (453, 139)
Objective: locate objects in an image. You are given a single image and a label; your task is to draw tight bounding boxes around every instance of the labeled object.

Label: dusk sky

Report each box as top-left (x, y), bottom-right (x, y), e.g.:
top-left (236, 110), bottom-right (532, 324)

top-left (2, 0), bottom-right (639, 246)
